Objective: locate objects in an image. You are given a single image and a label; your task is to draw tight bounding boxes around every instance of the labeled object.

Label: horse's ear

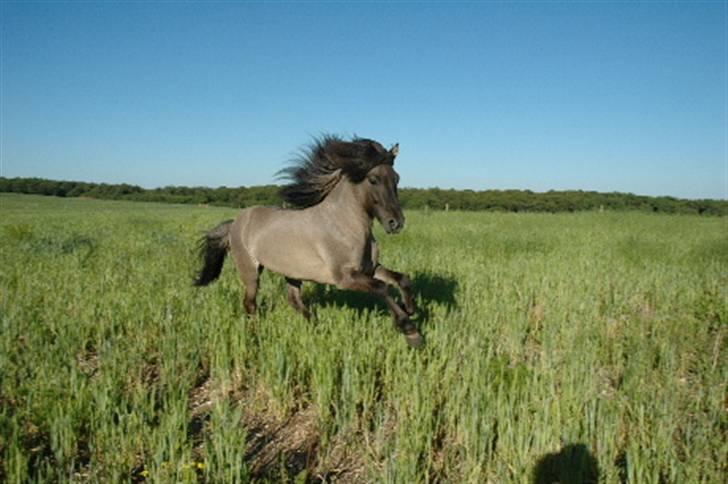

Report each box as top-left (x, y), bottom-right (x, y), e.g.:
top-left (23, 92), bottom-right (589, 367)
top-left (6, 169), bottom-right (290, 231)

top-left (390, 143), bottom-right (399, 158)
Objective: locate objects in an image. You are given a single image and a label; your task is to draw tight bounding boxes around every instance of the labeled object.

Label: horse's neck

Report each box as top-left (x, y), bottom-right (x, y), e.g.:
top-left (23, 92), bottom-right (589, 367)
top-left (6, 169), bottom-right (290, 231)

top-left (315, 178), bottom-right (373, 237)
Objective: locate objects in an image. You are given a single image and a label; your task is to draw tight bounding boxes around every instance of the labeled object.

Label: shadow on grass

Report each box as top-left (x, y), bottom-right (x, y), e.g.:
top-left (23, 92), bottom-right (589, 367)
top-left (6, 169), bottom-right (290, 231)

top-left (306, 270), bottom-right (458, 328)
top-left (532, 443), bottom-right (599, 484)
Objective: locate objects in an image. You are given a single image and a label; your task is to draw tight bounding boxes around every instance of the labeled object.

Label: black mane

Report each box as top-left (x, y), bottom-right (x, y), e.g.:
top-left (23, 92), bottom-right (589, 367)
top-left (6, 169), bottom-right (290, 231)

top-left (278, 134), bottom-right (395, 208)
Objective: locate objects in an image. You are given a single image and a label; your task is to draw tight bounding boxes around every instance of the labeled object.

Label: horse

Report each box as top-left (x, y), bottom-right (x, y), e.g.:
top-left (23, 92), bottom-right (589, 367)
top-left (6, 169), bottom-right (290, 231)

top-left (193, 135), bottom-right (423, 347)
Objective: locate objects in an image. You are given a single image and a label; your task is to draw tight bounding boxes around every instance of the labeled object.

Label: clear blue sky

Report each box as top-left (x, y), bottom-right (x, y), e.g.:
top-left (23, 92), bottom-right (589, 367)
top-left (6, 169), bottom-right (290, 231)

top-left (2, 1), bottom-right (726, 199)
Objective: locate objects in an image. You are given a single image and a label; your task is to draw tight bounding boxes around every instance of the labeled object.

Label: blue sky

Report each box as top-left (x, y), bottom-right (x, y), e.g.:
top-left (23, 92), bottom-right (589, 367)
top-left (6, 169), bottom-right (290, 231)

top-left (1, 2), bottom-right (726, 199)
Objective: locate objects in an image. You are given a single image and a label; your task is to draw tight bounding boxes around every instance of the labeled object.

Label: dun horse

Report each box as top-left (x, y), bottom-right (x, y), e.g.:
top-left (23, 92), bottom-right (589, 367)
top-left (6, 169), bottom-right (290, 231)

top-left (194, 135), bottom-right (423, 347)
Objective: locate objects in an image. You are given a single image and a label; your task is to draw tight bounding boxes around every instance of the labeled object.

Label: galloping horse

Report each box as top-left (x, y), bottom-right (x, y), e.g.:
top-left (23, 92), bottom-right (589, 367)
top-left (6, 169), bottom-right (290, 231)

top-left (194, 135), bottom-right (423, 347)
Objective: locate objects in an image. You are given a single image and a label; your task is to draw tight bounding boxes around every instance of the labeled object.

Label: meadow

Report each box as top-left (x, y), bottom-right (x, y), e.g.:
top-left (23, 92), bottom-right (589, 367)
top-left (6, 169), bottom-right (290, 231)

top-left (0, 193), bottom-right (725, 483)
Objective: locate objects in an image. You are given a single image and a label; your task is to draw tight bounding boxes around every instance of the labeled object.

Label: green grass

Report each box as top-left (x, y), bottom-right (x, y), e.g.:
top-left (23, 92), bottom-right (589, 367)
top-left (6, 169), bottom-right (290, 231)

top-left (1, 193), bottom-right (725, 482)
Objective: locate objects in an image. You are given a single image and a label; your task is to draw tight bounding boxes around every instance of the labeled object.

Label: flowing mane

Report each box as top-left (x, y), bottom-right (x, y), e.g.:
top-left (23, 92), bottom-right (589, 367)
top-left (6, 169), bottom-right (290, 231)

top-left (278, 135), bottom-right (395, 208)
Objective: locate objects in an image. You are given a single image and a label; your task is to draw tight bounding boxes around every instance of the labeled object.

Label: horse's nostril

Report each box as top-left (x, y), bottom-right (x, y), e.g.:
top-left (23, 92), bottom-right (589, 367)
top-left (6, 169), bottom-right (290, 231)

top-left (388, 219), bottom-right (399, 231)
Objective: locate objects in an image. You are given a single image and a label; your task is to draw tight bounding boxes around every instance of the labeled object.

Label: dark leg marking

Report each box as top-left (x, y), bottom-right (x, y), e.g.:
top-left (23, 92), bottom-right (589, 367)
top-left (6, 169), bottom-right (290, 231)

top-left (374, 265), bottom-right (416, 316)
top-left (286, 277), bottom-right (311, 320)
top-left (338, 270), bottom-right (423, 348)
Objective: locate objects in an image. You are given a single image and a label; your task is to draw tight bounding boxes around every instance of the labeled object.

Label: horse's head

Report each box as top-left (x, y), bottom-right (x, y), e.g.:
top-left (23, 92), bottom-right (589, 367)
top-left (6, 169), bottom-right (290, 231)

top-left (278, 136), bottom-right (405, 231)
top-left (364, 144), bottom-right (404, 234)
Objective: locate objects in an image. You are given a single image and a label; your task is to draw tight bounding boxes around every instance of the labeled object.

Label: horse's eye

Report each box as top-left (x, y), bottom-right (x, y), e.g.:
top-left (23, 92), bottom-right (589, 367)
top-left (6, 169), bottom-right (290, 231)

top-left (368, 176), bottom-right (379, 185)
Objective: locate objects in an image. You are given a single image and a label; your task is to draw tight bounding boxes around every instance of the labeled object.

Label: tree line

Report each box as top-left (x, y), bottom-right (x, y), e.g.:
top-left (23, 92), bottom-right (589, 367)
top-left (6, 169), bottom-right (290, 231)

top-left (1, 176), bottom-right (726, 215)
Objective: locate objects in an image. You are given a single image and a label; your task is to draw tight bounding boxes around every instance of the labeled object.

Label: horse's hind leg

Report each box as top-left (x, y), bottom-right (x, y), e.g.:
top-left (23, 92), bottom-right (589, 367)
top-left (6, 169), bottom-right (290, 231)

top-left (229, 241), bottom-right (262, 315)
top-left (374, 265), bottom-right (416, 316)
top-left (285, 278), bottom-right (311, 320)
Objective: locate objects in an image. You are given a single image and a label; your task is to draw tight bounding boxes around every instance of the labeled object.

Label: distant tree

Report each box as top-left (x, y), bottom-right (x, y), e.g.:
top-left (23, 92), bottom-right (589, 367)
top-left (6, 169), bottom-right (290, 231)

top-left (1, 176), bottom-right (726, 215)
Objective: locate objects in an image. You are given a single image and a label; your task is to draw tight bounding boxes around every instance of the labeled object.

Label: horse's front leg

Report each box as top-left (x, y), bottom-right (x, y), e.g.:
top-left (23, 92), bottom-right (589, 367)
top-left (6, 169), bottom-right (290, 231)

top-left (338, 269), bottom-right (423, 348)
top-left (369, 238), bottom-right (416, 316)
top-left (373, 265), bottom-right (416, 316)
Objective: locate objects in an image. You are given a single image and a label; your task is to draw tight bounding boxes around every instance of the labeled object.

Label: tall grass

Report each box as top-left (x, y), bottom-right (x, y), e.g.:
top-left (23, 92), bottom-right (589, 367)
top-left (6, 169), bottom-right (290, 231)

top-left (1, 193), bottom-right (725, 482)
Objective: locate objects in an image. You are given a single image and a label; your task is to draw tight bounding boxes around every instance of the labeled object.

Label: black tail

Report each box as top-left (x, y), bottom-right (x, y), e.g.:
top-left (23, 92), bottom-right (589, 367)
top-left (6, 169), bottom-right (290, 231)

top-left (194, 220), bottom-right (233, 286)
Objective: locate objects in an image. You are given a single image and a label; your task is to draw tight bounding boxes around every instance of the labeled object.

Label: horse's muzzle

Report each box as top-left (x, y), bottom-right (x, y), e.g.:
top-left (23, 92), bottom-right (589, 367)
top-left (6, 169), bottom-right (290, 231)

top-left (386, 218), bottom-right (404, 234)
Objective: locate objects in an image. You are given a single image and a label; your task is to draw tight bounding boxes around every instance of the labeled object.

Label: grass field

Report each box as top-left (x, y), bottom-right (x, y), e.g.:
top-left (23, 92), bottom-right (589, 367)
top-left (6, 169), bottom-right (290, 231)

top-left (0, 193), bottom-right (725, 483)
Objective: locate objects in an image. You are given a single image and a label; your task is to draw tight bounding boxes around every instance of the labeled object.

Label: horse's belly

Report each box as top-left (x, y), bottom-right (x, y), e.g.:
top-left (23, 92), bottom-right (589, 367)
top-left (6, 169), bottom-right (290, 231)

top-left (260, 249), bottom-right (335, 284)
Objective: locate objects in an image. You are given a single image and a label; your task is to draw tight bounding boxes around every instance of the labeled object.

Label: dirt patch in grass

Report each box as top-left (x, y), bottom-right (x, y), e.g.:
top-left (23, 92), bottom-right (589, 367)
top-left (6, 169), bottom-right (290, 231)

top-left (243, 403), bottom-right (319, 480)
top-left (187, 378), bottom-right (367, 482)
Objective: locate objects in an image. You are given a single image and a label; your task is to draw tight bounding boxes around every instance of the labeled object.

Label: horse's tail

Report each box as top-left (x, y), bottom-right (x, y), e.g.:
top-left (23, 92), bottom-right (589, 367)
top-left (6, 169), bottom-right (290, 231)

top-left (193, 219), bottom-right (233, 286)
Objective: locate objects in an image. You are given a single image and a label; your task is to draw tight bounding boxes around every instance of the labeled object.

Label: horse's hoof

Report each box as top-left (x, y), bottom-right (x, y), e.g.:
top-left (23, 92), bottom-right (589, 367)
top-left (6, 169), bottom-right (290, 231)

top-left (404, 331), bottom-right (425, 348)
